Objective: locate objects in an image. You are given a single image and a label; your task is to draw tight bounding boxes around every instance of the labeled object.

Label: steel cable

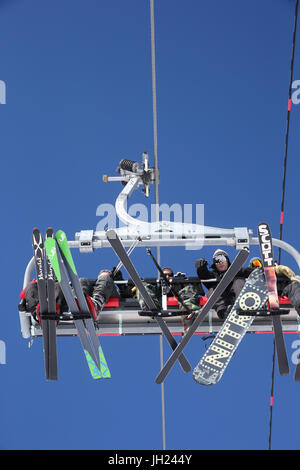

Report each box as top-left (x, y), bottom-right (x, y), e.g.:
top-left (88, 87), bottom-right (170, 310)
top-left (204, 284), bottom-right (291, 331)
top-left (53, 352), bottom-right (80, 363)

top-left (269, 0), bottom-right (299, 450)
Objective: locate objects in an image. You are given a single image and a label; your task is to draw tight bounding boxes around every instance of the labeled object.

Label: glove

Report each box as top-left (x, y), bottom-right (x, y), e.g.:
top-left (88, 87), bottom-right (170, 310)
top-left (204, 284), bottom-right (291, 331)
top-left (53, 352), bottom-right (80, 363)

top-left (111, 267), bottom-right (123, 281)
top-left (195, 258), bottom-right (208, 270)
top-left (174, 271), bottom-right (186, 278)
top-left (18, 298), bottom-right (27, 312)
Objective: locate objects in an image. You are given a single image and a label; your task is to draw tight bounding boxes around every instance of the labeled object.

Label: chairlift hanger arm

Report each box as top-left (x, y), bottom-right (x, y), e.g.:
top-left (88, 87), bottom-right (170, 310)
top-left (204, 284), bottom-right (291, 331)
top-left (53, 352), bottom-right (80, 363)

top-left (77, 151), bottom-right (300, 267)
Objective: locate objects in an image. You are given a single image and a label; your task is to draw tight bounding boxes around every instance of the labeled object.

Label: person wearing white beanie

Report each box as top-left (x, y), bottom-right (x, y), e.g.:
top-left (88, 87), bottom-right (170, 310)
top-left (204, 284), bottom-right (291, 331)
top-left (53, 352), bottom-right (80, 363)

top-left (195, 250), bottom-right (252, 319)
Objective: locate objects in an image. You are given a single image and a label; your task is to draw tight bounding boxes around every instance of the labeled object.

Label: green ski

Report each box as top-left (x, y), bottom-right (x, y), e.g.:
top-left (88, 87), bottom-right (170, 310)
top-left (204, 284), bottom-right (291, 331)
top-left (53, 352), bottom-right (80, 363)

top-left (44, 237), bottom-right (103, 380)
top-left (56, 230), bottom-right (111, 378)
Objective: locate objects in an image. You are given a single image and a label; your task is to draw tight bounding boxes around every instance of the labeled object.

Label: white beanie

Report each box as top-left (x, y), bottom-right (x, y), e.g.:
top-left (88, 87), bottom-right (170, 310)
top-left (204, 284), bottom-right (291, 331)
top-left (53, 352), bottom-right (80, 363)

top-left (213, 249), bottom-right (230, 262)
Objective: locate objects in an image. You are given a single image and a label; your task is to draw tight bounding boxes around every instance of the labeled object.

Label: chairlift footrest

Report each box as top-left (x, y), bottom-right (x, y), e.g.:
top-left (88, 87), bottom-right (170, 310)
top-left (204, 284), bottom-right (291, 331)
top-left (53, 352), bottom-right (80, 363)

top-left (138, 309), bottom-right (191, 317)
top-left (41, 312), bottom-right (92, 321)
top-left (40, 313), bottom-right (59, 320)
top-left (236, 308), bottom-right (290, 317)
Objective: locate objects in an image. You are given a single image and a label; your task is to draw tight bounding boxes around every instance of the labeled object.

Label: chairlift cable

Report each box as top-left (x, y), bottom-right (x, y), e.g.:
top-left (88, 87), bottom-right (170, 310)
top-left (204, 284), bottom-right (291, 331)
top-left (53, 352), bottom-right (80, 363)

top-left (269, 0), bottom-right (299, 451)
top-left (150, 0), bottom-right (166, 451)
top-left (278, 0), bottom-right (299, 263)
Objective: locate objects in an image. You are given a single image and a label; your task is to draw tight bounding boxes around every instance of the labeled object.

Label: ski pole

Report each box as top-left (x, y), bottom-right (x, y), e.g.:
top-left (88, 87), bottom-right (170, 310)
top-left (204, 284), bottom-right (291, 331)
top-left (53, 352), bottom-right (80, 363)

top-left (113, 237), bottom-right (142, 278)
top-left (146, 248), bottom-right (194, 315)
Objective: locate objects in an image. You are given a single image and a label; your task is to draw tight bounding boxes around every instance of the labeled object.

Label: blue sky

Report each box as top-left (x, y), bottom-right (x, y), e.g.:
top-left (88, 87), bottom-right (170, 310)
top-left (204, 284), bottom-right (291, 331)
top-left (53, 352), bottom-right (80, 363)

top-left (1, 0), bottom-right (300, 450)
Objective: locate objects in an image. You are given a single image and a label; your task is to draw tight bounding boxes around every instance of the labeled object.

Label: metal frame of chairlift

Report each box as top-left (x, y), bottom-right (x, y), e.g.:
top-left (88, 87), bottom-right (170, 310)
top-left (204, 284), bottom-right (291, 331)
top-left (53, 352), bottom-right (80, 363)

top-left (19, 153), bottom-right (300, 341)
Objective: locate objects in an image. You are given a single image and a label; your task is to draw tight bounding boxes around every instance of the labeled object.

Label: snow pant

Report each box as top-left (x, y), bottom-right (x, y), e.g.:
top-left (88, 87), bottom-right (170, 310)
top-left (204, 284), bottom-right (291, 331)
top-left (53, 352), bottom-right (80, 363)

top-left (282, 281), bottom-right (300, 315)
top-left (23, 282), bottom-right (67, 319)
top-left (206, 277), bottom-right (246, 320)
top-left (25, 275), bottom-right (116, 312)
top-left (136, 282), bottom-right (200, 312)
top-left (136, 282), bottom-right (160, 310)
top-left (136, 281), bottom-right (202, 333)
top-left (80, 274), bottom-right (117, 305)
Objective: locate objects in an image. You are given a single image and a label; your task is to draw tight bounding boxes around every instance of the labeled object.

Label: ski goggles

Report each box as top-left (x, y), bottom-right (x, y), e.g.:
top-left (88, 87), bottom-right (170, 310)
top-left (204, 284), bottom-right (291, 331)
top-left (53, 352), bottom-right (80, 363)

top-left (214, 255), bottom-right (227, 264)
top-left (163, 271), bottom-right (173, 277)
top-left (251, 259), bottom-right (262, 267)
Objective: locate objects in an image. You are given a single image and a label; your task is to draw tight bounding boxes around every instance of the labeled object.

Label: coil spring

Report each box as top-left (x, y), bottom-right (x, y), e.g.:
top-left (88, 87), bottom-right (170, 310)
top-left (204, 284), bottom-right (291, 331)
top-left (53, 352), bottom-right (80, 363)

top-left (119, 159), bottom-right (140, 173)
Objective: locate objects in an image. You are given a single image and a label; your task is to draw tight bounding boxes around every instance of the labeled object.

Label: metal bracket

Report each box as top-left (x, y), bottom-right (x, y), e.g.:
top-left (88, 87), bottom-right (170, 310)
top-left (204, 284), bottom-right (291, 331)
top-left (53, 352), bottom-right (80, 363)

top-left (78, 230), bottom-right (94, 253)
top-left (234, 227), bottom-right (250, 249)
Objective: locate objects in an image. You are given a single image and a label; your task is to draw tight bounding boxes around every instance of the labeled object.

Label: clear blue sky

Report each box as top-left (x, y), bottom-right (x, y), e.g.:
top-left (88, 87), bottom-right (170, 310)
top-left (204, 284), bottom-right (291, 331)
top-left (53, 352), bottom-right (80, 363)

top-left (1, 0), bottom-right (300, 450)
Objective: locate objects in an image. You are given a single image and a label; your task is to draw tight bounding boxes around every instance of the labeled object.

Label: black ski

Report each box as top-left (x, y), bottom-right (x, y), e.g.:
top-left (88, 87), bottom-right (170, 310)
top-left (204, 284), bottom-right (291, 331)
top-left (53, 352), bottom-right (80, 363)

top-left (44, 236), bottom-right (102, 379)
top-left (155, 248), bottom-right (249, 384)
top-left (258, 222), bottom-right (289, 376)
top-left (45, 228), bottom-right (58, 380)
top-left (32, 228), bottom-right (57, 381)
top-left (106, 229), bottom-right (191, 373)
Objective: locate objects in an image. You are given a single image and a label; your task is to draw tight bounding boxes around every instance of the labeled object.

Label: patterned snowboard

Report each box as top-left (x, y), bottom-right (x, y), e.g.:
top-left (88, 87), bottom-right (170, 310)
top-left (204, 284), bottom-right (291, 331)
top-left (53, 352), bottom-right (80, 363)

top-left (193, 268), bottom-right (268, 385)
